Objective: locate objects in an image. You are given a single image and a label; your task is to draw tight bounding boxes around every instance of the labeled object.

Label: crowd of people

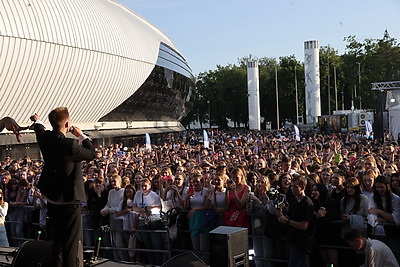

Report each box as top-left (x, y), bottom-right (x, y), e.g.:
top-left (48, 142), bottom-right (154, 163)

top-left (0, 128), bottom-right (400, 267)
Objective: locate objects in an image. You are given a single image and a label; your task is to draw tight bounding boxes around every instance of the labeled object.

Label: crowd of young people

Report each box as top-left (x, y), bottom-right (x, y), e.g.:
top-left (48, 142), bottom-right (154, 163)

top-left (0, 128), bottom-right (399, 266)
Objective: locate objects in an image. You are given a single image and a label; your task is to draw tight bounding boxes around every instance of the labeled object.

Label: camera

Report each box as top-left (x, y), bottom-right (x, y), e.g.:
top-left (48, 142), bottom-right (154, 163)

top-left (267, 186), bottom-right (287, 210)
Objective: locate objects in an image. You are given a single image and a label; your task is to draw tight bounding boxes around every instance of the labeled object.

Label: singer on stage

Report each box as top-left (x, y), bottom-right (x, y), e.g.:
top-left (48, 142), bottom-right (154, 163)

top-left (30, 107), bottom-right (96, 267)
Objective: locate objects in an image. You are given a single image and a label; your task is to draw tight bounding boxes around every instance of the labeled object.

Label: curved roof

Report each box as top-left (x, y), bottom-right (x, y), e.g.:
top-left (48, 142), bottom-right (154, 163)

top-left (0, 0), bottom-right (188, 124)
top-left (1, 0), bottom-right (174, 63)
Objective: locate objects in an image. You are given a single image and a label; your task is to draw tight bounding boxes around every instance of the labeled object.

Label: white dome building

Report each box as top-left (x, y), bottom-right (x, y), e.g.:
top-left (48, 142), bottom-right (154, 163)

top-left (0, 0), bottom-right (194, 147)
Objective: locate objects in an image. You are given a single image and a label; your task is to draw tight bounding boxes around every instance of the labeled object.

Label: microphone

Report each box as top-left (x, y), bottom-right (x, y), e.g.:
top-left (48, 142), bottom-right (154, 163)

top-left (36, 230), bottom-right (42, 241)
top-left (94, 237), bottom-right (101, 260)
top-left (69, 126), bottom-right (91, 136)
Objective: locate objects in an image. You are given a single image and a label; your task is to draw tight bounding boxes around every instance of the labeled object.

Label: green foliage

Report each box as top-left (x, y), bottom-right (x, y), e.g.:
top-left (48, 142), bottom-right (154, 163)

top-left (182, 31), bottom-right (400, 129)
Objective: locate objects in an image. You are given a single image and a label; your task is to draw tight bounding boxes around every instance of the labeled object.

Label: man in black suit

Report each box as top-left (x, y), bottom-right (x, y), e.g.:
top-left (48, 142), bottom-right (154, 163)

top-left (30, 107), bottom-right (96, 267)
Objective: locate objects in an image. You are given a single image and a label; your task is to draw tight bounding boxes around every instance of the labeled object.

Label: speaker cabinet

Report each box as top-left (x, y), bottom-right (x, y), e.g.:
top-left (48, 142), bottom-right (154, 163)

top-left (162, 251), bottom-right (207, 267)
top-left (12, 240), bottom-right (52, 267)
top-left (209, 226), bottom-right (249, 267)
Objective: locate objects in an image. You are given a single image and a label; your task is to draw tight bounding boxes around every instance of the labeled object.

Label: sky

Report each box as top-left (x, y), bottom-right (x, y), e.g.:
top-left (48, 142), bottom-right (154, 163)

top-left (119, 0), bottom-right (400, 76)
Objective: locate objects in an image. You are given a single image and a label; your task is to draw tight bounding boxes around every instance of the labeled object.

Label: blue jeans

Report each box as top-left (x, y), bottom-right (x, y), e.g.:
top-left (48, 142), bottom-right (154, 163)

top-left (288, 243), bottom-right (309, 267)
top-left (253, 232), bottom-right (273, 267)
top-left (0, 225), bottom-right (9, 247)
top-left (111, 218), bottom-right (128, 262)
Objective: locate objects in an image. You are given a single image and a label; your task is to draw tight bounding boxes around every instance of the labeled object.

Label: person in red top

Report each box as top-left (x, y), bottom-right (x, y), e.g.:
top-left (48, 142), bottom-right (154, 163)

top-left (225, 167), bottom-right (250, 229)
top-left (226, 167), bottom-right (250, 211)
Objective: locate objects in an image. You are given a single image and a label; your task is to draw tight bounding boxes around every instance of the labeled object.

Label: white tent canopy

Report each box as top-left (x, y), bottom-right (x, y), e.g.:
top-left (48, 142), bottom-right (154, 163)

top-left (389, 104), bottom-right (400, 140)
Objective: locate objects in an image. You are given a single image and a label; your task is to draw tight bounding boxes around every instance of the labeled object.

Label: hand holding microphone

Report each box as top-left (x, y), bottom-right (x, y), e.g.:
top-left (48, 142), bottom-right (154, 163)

top-left (69, 125), bottom-right (84, 137)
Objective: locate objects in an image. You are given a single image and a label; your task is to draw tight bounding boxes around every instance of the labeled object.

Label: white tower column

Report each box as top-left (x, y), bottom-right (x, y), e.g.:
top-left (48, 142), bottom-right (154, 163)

top-left (247, 60), bottom-right (261, 130)
top-left (304, 40), bottom-right (321, 124)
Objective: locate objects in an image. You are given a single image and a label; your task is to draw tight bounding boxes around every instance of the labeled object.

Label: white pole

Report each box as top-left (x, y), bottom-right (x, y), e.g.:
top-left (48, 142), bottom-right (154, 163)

top-left (328, 56), bottom-right (331, 115)
top-left (275, 66), bottom-right (280, 130)
top-left (334, 66), bottom-right (338, 111)
top-left (304, 40), bottom-right (321, 124)
top-left (295, 65), bottom-right (299, 124)
top-left (247, 60), bottom-right (261, 130)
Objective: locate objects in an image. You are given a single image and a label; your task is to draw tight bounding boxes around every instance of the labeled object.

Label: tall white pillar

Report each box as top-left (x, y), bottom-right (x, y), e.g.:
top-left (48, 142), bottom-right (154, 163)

top-left (247, 60), bottom-right (261, 130)
top-left (304, 40), bottom-right (321, 124)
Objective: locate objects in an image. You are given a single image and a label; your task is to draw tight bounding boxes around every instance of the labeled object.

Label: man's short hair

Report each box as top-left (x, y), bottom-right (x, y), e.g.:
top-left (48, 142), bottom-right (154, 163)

top-left (48, 107), bottom-right (70, 130)
top-left (343, 228), bottom-right (363, 242)
top-left (292, 175), bottom-right (307, 187)
top-left (282, 155), bottom-right (291, 163)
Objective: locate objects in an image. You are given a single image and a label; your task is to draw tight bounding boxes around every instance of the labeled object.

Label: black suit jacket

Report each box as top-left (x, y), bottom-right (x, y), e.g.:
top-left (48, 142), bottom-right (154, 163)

top-left (34, 123), bottom-right (95, 202)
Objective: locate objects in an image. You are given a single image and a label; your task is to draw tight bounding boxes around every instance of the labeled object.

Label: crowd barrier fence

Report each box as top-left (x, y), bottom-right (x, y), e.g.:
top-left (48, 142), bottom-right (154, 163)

top-left (3, 206), bottom-right (400, 266)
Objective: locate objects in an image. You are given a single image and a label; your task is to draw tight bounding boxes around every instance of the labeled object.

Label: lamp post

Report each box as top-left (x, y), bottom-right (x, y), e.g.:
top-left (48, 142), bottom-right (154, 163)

top-left (357, 62), bottom-right (362, 109)
top-left (275, 66), bottom-right (280, 130)
top-left (295, 65), bottom-right (299, 124)
top-left (328, 56), bottom-right (331, 115)
top-left (207, 100), bottom-right (211, 128)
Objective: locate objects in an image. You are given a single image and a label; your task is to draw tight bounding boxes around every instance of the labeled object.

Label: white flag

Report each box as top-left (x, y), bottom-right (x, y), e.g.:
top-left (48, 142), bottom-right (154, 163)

top-left (294, 125), bottom-right (300, 141)
top-left (365, 121), bottom-right (373, 139)
top-left (145, 132), bottom-right (151, 151)
top-left (203, 130), bottom-right (209, 148)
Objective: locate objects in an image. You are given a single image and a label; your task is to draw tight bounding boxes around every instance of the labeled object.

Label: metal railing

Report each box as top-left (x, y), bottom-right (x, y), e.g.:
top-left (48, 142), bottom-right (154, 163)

top-left (3, 206), bottom-right (400, 266)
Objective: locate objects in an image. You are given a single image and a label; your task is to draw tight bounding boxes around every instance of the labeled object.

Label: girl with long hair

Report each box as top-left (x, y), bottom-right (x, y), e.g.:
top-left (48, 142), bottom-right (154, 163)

top-left (368, 176), bottom-right (400, 238)
top-left (361, 169), bottom-right (377, 199)
top-left (0, 189), bottom-right (9, 246)
top-left (116, 184), bottom-right (137, 262)
top-left (208, 173), bottom-right (228, 225)
top-left (226, 167), bottom-right (249, 211)
top-left (184, 173), bottom-right (209, 263)
top-left (250, 174), bottom-right (273, 267)
top-left (311, 183), bottom-right (339, 267)
top-left (341, 177), bottom-right (369, 220)
top-left (277, 172), bottom-right (294, 204)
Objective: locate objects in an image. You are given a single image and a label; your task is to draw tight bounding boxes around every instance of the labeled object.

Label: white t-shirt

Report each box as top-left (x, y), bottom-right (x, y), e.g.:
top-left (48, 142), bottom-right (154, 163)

top-left (163, 189), bottom-right (184, 211)
top-left (116, 199), bottom-right (138, 230)
top-left (101, 188), bottom-right (125, 216)
top-left (368, 193), bottom-right (400, 236)
top-left (133, 190), bottom-right (161, 209)
top-left (341, 194), bottom-right (369, 217)
top-left (189, 188), bottom-right (208, 209)
top-left (363, 238), bottom-right (399, 267)
top-left (0, 202), bottom-right (8, 225)
top-left (211, 189), bottom-right (226, 209)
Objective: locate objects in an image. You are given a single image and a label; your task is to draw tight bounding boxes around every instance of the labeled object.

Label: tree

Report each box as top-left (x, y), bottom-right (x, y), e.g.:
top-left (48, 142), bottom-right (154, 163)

top-left (181, 30), bottom-right (400, 129)
top-left (319, 45), bottom-right (342, 114)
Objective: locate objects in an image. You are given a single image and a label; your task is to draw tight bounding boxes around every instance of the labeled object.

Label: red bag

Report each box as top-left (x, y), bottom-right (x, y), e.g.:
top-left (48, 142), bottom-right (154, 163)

top-left (224, 210), bottom-right (249, 229)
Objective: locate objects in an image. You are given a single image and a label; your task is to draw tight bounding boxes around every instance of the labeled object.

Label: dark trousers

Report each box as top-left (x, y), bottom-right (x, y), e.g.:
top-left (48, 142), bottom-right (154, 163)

top-left (138, 221), bottom-right (164, 266)
top-left (47, 203), bottom-right (82, 267)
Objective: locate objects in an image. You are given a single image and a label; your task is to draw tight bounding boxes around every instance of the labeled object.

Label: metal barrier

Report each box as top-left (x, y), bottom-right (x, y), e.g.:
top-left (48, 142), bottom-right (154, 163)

top-left (247, 214), bottom-right (400, 266)
top-left (4, 206), bottom-right (400, 266)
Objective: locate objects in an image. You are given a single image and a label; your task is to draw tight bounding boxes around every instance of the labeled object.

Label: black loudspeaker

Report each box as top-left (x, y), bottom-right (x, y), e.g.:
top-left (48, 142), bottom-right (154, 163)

top-left (162, 252), bottom-right (207, 267)
top-left (12, 240), bottom-right (52, 267)
top-left (209, 226), bottom-right (249, 267)
top-left (85, 260), bottom-right (131, 266)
